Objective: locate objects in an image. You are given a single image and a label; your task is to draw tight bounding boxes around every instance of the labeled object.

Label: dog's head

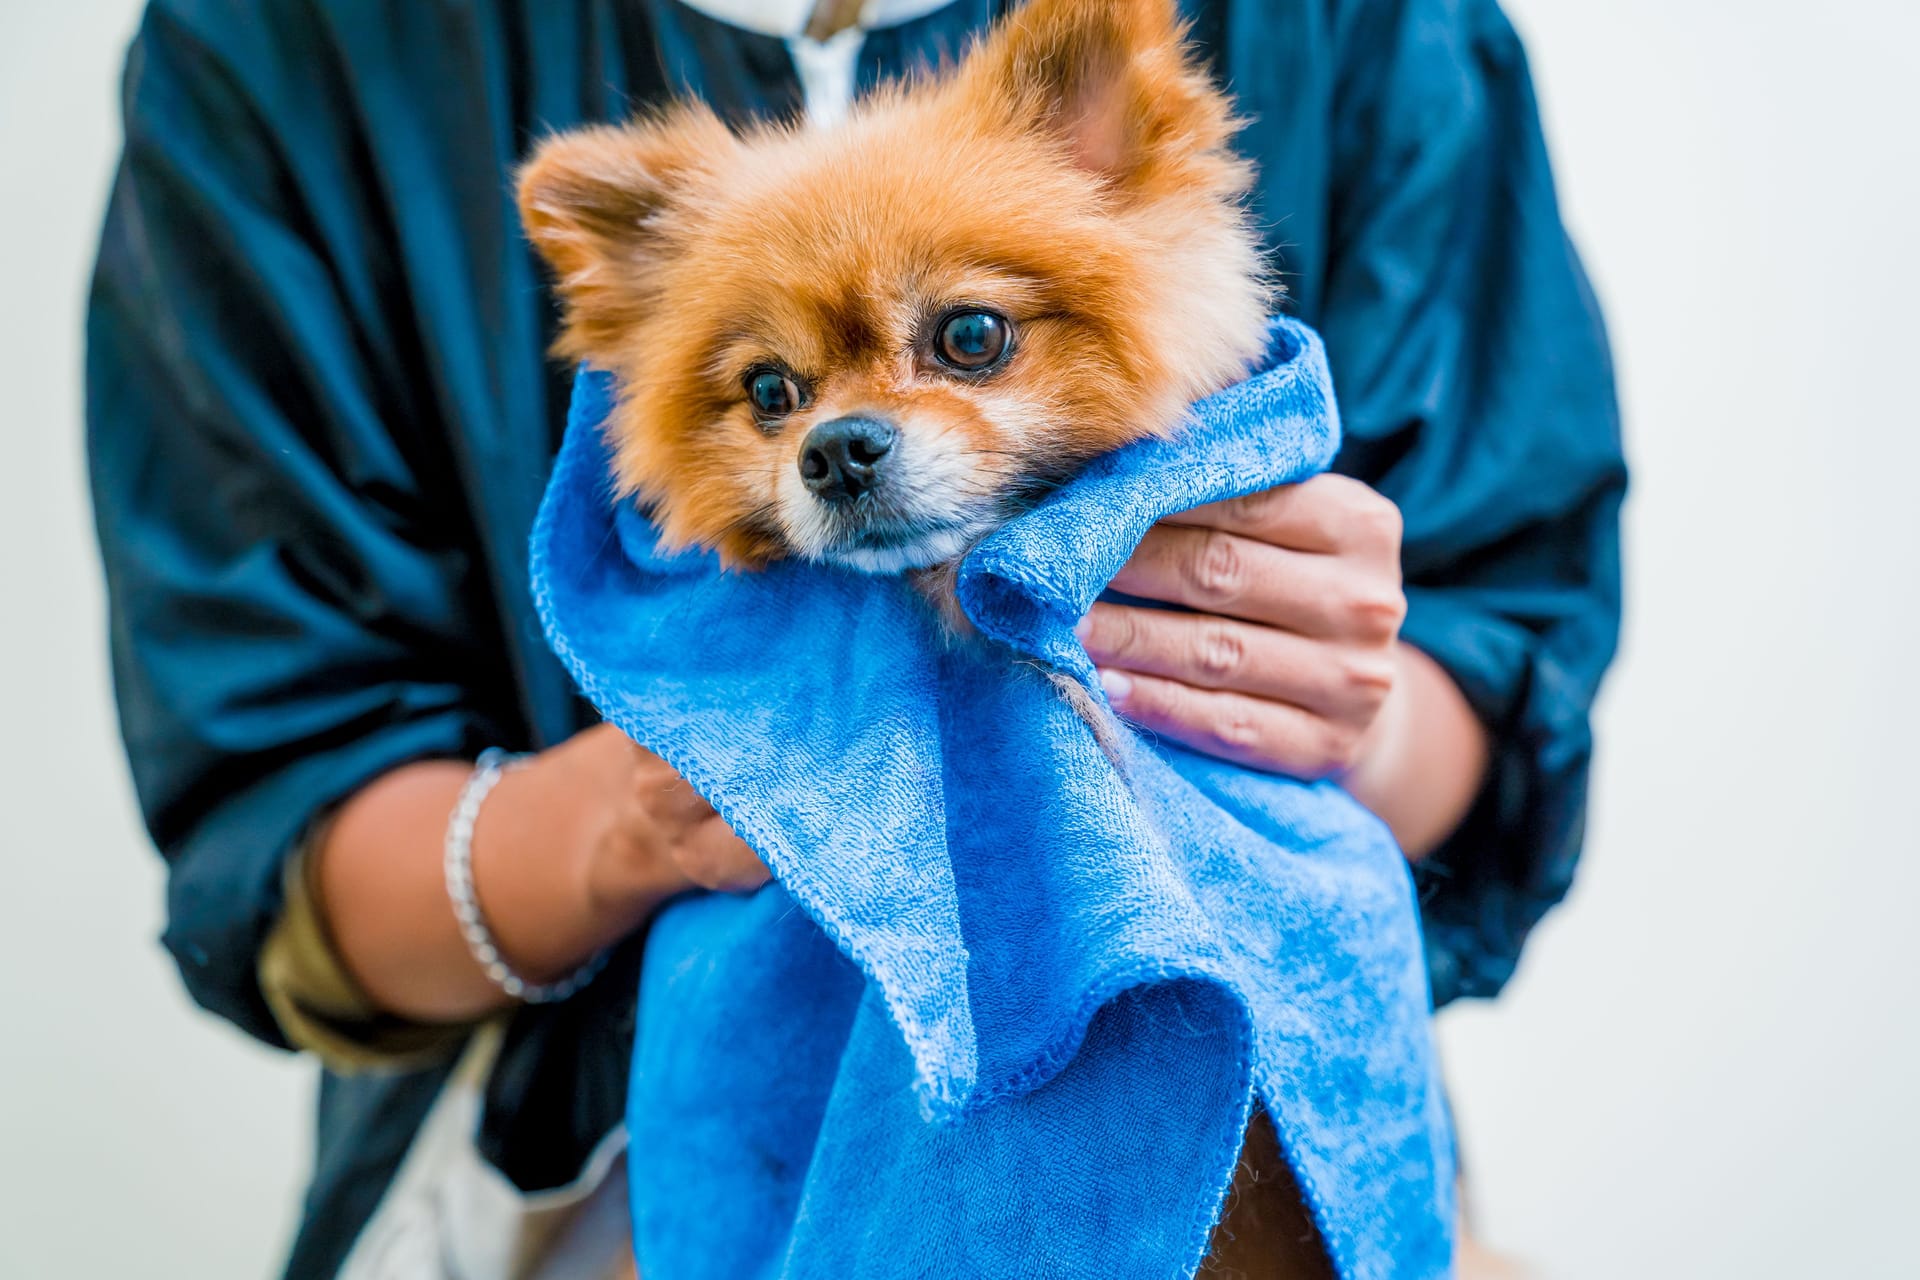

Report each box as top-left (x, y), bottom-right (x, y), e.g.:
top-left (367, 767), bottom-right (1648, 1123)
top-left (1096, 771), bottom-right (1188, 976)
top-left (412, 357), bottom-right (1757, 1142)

top-left (519, 0), bottom-right (1269, 571)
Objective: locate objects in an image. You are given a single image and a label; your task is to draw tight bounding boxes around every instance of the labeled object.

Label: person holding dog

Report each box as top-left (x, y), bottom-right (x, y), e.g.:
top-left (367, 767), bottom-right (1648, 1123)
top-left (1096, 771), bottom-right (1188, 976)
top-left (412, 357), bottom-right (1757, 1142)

top-left (87, 0), bottom-right (1622, 1275)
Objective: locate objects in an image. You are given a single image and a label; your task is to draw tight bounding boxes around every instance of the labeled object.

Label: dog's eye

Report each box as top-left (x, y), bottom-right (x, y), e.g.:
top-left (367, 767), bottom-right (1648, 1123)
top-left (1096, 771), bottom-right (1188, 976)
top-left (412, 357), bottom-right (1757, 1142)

top-left (746, 368), bottom-right (802, 418)
top-left (934, 310), bottom-right (1011, 372)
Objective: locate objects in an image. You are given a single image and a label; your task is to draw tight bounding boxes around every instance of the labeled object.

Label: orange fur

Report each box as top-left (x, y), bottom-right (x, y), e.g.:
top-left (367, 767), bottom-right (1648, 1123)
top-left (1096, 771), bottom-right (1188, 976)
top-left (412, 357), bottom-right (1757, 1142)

top-left (518, 9), bottom-right (1327, 1263)
top-left (517, 0), bottom-right (1270, 571)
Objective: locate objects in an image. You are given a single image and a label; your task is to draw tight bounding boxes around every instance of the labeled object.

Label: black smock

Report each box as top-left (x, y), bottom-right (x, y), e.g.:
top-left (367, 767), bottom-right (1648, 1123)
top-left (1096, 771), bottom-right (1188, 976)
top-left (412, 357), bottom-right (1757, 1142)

top-left (85, 1), bottom-right (1625, 1274)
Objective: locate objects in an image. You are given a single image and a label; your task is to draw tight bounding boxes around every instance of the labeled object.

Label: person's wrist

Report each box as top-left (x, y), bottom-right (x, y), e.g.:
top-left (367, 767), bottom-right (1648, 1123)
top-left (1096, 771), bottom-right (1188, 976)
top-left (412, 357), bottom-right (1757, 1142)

top-left (466, 740), bottom-right (652, 984)
top-left (1337, 642), bottom-right (1490, 859)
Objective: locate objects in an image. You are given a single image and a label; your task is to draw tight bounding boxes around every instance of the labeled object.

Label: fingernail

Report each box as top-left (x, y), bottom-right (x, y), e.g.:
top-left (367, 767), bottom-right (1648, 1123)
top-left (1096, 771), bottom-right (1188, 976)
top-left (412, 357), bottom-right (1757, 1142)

top-left (1098, 668), bottom-right (1132, 705)
top-left (1073, 614), bottom-right (1092, 641)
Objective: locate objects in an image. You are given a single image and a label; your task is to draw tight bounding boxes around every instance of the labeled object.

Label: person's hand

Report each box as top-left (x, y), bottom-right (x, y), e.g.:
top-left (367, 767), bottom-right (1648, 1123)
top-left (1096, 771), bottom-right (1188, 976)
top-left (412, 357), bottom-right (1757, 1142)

top-left (487, 723), bottom-right (769, 975)
top-left (1076, 474), bottom-right (1409, 781)
top-left (553, 724), bottom-right (771, 930)
top-left (318, 722), bottom-right (769, 1022)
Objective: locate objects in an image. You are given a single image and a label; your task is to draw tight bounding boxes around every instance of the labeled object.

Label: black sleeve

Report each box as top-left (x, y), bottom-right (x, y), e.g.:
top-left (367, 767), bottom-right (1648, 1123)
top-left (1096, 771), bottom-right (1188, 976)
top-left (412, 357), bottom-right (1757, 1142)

top-left (1320, 0), bottom-right (1628, 1003)
top-left (87, 6), bottom-right (520, 1044)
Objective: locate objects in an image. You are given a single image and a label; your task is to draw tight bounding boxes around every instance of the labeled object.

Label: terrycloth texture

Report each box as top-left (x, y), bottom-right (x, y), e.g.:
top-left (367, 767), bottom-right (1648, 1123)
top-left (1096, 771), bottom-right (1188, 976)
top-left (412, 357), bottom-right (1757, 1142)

top-left (531, 316), bottom-right (1455, 1279)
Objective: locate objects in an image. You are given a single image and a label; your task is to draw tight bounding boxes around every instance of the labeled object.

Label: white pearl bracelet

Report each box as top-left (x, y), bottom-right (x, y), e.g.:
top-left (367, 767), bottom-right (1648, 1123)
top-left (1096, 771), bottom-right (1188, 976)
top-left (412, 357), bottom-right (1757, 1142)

top-left (444, 748), bottom-right (608, 1004)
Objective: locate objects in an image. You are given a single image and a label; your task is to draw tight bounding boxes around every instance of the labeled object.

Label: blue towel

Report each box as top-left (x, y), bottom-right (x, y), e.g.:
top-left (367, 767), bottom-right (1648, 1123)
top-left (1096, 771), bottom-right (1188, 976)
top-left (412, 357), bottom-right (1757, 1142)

top-left (531, 316), bottom-right (1455, 1279)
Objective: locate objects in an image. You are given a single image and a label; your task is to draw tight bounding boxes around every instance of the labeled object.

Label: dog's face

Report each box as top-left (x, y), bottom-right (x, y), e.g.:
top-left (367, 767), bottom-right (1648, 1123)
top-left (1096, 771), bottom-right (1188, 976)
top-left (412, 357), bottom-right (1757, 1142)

top-left (520, 0), bottom-right (1269, 571)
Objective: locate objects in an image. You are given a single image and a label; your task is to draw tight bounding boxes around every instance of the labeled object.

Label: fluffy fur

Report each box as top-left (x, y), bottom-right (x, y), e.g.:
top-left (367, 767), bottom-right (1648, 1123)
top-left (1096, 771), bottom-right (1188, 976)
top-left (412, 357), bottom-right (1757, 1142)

top-left (520, 7), bottom-right (1332, 1268)
top-left (517, 0), bottom-right (1270, 577)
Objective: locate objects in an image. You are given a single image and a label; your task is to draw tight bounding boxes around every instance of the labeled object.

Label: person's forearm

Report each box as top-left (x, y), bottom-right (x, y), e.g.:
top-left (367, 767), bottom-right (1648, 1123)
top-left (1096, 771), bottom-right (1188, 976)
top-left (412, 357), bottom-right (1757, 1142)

top-left (1342, 644), bottom-right (1489, 859)
top-left (314, 730), bottom-right (684, 1023)
top-left (311, 646), bottom-right (1477, 1024)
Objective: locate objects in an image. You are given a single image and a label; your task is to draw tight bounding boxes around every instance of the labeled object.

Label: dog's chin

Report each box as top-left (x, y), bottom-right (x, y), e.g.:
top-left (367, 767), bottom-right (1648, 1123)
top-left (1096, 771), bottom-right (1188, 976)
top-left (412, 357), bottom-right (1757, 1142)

top-left (773, 474), bottom-right (1025, 574)
top-left (811, 521), bottom-right (982, 574)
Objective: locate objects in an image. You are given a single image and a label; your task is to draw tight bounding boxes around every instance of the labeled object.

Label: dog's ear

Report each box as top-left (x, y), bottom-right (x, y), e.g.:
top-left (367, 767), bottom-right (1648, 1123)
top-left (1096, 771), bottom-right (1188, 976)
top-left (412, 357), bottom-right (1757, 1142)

top-left (517, 110), bottom-right (732, 360)
top-left (961, 0), bottom-right (1240, 199)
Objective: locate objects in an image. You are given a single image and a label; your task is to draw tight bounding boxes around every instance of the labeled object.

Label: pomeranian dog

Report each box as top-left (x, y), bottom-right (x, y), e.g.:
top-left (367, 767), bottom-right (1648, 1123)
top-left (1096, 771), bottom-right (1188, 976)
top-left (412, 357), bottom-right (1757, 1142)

top-left (520, 4), bottom-right (1335, 1270)
top-left (517, 0), bottom-right (1270, 597)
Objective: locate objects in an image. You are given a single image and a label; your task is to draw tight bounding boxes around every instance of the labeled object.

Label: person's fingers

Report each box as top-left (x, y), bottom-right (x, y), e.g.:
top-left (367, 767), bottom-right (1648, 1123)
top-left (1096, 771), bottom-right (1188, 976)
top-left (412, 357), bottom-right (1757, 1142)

top-left (1162, 474), bottom-right (1402, 558)
top-left (1077, 602), bottom-right (1394, 718)
top-left (1097, 668), bottom-right (1364, 779)
top-left (1109, 524), bottom-right (1404, 640)
top-left (675, 816), bottom-right (771, 893)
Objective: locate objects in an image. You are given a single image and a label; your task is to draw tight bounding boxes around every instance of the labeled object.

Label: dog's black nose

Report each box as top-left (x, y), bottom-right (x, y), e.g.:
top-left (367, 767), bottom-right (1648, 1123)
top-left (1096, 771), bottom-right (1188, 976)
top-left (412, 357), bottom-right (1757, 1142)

top-left (799, 417), bottom-right (896, 504)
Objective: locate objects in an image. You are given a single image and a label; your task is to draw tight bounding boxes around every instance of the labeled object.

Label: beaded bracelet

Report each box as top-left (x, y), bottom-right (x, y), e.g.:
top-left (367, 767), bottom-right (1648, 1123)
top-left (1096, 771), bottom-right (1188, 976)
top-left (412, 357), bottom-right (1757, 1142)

top-left (444, 748), bottom-right (608, 1004)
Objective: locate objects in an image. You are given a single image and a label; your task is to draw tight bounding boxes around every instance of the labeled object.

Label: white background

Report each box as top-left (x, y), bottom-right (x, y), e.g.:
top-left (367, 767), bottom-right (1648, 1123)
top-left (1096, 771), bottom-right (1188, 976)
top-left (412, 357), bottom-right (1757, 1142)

top-left (3, 2), bottom-right (1916, 1276)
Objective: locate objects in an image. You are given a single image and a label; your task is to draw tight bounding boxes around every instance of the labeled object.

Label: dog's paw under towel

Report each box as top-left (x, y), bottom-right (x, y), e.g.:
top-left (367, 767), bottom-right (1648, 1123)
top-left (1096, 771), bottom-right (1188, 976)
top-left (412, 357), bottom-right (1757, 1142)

top-left (531, 316), bottom-right (1455, 1280)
